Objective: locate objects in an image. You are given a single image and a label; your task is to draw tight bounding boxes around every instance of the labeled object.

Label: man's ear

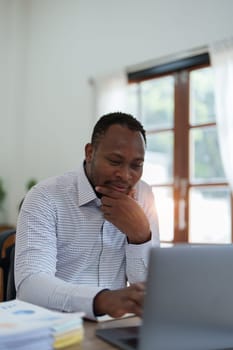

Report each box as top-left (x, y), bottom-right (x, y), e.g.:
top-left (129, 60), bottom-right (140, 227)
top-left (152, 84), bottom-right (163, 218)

top-left (85, 143), bottom-right (93, 162)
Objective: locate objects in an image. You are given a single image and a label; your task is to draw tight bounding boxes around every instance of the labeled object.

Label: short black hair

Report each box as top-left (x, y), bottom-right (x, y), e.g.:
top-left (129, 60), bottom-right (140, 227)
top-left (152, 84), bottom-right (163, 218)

top-left (91, 112), bottom-right (146, 147)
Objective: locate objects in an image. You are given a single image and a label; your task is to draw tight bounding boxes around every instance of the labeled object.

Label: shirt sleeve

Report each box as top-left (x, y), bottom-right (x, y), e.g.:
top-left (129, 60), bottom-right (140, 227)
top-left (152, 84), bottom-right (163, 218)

top-left (15, 186), bottom-right (102, 320)
top-left (125, 181), bottom-right (160, 283)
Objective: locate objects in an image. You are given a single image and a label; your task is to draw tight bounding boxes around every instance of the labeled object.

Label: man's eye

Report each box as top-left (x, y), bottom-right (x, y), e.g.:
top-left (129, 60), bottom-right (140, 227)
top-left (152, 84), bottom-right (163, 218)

top-left (109, 160), bottom-right (121, 166)
top-left (131, 163), bottom-right (143, 170)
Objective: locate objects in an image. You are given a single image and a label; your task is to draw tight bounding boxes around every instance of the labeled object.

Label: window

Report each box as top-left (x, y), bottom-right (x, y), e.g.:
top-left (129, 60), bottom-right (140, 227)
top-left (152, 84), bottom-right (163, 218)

top-left (128, 54), bottom-right (233, 244)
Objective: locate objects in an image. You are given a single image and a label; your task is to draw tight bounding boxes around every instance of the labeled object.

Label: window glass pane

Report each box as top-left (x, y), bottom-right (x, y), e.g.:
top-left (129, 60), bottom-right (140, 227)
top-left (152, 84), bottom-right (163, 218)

top-left (143, 131), bottom-right (174, 185)
top-left (189, 187), bottom-right (231, 243)
top-left (190, 126), bottom-right (226, 183)
top-left (152, 187), bottom-right (174, 242)
top-left (190, 67), bottom-right (215, 125)
top-left (141, 76), bottom-right (174, 129)
top-left (127, 83), bottom-right (139, 116)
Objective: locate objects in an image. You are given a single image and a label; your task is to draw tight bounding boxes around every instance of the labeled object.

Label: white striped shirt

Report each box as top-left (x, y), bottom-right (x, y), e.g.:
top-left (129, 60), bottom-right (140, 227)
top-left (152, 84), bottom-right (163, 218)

top-left (15, 164), bottom-right (159, 319)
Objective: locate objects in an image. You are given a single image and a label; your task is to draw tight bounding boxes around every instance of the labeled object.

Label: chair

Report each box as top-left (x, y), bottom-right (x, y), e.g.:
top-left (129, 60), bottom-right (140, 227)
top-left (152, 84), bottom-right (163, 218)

top-left (0, 228), bottom-right (16, 301)
top-left (6, 245), bottom-right (16, 300)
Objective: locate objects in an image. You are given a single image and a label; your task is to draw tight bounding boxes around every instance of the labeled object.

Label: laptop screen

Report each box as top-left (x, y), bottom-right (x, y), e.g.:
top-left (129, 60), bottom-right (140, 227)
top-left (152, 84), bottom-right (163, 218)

top-left (97, 245), bottom-right (233, 350)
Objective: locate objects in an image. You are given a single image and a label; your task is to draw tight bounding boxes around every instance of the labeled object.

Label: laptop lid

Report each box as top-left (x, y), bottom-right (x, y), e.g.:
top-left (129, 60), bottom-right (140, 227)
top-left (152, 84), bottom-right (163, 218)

top-left (97, 245), bottom-right (233, 350)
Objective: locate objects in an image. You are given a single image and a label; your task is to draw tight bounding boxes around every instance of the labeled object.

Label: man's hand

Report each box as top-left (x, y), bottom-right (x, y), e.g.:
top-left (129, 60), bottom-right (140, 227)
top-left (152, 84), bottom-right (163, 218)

top-left (96, 186), bottom-right (151, 244)
top-left (94, 283), bottom-right (146, 318)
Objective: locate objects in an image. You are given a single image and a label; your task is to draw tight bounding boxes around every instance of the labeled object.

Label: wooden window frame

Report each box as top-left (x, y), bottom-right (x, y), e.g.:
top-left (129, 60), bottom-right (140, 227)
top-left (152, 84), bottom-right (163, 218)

top-left (128, 54), bottom-right (233, 243)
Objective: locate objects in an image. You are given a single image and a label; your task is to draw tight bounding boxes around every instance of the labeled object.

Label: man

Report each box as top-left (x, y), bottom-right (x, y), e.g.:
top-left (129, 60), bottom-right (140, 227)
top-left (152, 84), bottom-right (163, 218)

top-left (15, 112), bottom-right (160, 320)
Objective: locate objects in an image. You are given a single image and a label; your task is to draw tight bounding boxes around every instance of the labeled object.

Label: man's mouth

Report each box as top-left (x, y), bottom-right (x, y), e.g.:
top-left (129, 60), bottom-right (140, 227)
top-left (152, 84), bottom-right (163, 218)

top-left (107, 183), bottom-right (130, 193)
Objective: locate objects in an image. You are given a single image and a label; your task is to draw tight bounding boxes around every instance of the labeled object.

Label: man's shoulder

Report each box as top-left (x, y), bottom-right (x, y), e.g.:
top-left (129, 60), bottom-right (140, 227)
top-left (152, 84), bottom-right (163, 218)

top-left (136, 178), bottom-right (152, 191)
top-left (33, 170), bottom-right (79, 194)
top-left (135, 179), bottom-right (153, 198)
top-left (20, 170), bottom-right (82, 212)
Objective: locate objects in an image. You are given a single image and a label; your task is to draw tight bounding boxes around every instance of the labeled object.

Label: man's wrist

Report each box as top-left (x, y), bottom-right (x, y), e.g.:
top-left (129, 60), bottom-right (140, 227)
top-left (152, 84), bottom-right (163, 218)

top-left (93, 289), bottom-right (110, 316)
top-left (127, 230), bottom-right (151, 244)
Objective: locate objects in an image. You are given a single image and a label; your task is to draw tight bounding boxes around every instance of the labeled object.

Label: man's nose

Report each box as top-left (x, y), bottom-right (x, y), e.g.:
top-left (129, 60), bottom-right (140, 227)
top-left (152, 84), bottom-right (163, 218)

top-left (116, 166), bottom-right (132, 180)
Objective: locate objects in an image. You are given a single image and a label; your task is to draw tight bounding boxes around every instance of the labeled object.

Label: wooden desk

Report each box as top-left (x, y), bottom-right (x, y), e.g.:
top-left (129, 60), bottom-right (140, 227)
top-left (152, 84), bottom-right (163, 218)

top-left (82, 316), bottom-right (141, 349)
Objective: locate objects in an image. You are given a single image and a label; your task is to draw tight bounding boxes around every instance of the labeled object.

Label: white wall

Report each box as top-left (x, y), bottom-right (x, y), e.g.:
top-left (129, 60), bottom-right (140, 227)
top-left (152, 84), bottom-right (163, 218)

top-left (1, 0), bottom-right (233, 224)
top-left (0, 0), bottom-right (29, 223)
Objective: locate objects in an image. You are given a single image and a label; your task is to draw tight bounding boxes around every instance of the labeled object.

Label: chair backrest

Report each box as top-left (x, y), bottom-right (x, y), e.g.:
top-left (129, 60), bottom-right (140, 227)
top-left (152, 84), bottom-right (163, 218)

top-left (0, 229), bottom-right (16, 301)
top-left (6, 245), bottom-right (16, 300)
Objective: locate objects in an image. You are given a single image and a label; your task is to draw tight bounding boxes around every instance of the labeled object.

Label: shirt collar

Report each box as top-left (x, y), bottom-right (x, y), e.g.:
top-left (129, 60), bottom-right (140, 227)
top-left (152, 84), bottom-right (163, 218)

top-left (77, 162), bottom-right (99, 207)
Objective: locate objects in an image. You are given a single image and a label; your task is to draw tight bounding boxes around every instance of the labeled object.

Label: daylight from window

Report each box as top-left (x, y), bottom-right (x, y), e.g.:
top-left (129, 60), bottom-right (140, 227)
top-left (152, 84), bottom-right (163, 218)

top-left (128, 65), bottom-right (231, 243)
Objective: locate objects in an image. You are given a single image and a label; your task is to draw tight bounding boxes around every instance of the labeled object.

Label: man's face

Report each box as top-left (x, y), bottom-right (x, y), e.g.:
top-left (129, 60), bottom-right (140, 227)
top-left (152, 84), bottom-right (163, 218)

top-left (85, 124), bottom-right (145, 194)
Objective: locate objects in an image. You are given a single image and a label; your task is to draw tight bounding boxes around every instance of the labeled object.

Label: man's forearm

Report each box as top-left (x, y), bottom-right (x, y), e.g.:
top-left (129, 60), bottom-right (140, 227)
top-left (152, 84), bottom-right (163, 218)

top-left (16, 272), bottom-right (103, 319)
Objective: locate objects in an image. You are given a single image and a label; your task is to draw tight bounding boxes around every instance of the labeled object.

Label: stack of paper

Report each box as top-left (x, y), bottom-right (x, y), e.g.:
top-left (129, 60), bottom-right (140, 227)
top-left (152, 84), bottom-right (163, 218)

top-left (53, 317), bottom-right (84, 350)
top-left (0, 299), bottom-right (84, 350)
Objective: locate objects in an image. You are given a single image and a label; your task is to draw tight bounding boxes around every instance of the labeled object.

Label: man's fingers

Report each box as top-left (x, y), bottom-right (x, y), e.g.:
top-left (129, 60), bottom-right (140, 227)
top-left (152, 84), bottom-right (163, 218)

top-left (135, 282), bottom-right (146, 290)
top-left (128, 188), bottom-right (136, 199)
top-left (130, 284), bottom-right (146, 305)
top-left (95, 186), bottom-right (125, 198)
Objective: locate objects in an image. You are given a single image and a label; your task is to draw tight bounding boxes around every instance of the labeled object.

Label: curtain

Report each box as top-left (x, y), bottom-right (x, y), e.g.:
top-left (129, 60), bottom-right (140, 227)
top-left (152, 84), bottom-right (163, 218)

top-left (209, 38), bottom-right (233, 191)
top-left (93, 71), bottom-right (128, 121)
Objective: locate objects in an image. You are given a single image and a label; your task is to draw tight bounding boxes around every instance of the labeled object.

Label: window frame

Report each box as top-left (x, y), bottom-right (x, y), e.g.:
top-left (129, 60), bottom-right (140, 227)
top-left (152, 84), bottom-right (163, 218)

top-left (128, 54), bottom-right (233, 243)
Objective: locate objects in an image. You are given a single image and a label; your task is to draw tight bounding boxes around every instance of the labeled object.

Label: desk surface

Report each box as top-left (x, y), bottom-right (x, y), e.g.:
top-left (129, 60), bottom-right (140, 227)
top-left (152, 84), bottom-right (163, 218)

top-left (82, 316), bottom-right (141, 349)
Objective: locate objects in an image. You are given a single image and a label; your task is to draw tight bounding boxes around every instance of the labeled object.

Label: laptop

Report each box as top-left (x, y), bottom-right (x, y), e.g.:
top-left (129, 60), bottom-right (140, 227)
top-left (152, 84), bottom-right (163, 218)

top-left (96, 245), bottom-right (233, 350)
